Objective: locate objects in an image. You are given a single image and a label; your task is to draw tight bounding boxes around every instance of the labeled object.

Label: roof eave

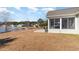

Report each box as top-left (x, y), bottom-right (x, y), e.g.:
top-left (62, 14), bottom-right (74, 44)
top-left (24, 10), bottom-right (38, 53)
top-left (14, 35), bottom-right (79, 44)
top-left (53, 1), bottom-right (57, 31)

top-left (47, 11), bottom-right (79, 18)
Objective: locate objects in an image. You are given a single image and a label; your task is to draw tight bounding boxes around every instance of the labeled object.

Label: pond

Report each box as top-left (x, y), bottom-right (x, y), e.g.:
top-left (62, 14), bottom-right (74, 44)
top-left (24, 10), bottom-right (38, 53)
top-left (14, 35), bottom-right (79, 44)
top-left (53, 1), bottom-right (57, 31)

top-left (0, 24), bottom-right (23, 33)
top-left (0, 25), bottom-right (6, 32)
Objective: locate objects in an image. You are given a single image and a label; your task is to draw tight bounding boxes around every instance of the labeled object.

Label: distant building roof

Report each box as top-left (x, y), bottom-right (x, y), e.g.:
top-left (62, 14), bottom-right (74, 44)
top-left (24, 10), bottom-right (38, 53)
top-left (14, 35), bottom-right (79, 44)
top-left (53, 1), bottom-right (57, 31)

top-left (47, 7), bottom-right (79, 18)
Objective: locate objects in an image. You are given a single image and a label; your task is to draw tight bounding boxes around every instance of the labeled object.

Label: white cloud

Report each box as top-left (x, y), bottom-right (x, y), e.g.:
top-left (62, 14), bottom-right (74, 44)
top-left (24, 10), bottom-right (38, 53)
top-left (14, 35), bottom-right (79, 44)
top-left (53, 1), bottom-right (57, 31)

top-left (0, 7), bottom-right (15, 14)
top-left (27, 7), bottom-right (38, 12)
top-left (15, 7), bottom-right (21, 10)
top-left (0, 7), bottom-right (18, 18)
top-left (0, 7), bottom-right (9, 12)
top-left (40, 8), bottom-right (56, 14)
top-left (9, 11), bottom-right (15, 14)
top-left (0, 7), bottom-right (16, 14)
top-left (42, 8), bottom-right (55, 12)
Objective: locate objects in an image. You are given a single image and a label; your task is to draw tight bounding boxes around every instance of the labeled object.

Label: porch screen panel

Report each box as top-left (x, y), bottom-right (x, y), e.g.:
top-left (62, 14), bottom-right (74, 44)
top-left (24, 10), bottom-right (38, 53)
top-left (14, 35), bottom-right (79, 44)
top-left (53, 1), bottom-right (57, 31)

top-left (68, 18), bottom-right (75, 29)
top-left (62, 18), bottom-right (67, 29)
top-left (50, 18), bottom-right (60, 29)
top-left (62, 17), bottom-right (75, 29)
top-left (54, 18), bottom-right (60, 29)
top-left (50, 19), bottom-right (54, 28)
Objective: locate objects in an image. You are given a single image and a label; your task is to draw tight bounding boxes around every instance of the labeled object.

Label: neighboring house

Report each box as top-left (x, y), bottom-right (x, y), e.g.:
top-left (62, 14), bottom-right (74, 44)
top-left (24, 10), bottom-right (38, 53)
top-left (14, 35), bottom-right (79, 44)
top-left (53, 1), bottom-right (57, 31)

top-left (47, 7), bottom-right (79, 34)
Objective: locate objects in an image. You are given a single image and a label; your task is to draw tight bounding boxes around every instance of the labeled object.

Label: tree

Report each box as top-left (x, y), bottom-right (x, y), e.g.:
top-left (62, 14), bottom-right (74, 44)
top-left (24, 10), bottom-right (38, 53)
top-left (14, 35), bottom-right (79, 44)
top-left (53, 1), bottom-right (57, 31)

top-left (37, 18), bottom-right (48, 28)
top-left (37, 18), bottom-right (44, 24)
top-left (37, 18), bottom-right (44, 28)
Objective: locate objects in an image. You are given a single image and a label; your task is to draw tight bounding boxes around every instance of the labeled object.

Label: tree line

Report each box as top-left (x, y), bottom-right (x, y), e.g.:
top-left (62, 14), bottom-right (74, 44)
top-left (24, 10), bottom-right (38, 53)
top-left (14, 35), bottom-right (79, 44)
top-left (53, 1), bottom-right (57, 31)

top-left (0, 11), bottom-right (48, 32)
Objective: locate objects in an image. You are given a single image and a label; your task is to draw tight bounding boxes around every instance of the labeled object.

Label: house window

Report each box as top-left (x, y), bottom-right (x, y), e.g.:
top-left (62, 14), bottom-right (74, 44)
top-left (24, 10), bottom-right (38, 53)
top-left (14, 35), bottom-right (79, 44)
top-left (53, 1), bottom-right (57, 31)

top-left (50, 18), bottom-right (60, 29)
top-left (62, 17), bottom-right (75, 29)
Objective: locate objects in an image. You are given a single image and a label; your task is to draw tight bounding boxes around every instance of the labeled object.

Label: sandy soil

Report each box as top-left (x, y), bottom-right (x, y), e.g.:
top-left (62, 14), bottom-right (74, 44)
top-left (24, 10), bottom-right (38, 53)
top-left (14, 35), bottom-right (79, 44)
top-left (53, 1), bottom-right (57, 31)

top-left (0, 29), bottom-right (79, 51)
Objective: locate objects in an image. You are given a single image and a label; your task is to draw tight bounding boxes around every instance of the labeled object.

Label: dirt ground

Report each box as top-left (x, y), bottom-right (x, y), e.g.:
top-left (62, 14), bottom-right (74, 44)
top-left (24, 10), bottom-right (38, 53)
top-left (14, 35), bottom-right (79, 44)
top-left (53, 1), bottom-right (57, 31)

top-left (0, 29), bottom-right (79, 51)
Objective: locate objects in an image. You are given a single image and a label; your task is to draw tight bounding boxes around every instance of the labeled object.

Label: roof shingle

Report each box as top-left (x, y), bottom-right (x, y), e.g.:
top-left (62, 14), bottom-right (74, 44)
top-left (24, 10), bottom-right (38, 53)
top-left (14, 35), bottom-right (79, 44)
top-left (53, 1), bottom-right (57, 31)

top-left (47, 7), bottom-right (79, 17)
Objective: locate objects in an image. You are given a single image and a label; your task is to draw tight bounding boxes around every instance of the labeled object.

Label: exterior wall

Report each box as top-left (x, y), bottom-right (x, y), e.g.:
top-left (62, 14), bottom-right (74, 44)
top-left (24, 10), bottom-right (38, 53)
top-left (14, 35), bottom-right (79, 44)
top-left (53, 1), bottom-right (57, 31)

top-left (76, 15), bottom-right (79, 30)
top-left (48, 29), bottom-right (77, 34)
top-left (48, 16), bottom-right (79, 34)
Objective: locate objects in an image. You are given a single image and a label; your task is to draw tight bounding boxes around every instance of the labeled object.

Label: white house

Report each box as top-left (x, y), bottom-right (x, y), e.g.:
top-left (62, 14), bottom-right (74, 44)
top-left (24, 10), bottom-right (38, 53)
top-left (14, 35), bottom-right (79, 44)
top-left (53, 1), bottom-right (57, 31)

top-left (47, 7), bottom-right (79, 34)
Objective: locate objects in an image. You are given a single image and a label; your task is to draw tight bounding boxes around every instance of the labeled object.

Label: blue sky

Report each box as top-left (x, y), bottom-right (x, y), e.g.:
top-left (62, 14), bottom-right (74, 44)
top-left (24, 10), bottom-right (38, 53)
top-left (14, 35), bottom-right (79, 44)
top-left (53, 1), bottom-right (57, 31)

top-left (0, 7), bottom-right (66, 22)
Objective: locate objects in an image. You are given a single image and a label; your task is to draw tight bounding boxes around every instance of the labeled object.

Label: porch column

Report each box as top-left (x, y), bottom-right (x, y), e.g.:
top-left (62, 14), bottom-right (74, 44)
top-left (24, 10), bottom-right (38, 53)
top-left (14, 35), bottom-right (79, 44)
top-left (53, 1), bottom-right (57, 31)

top-left (75, 17), bottom-right (77, 30)
top-left (60, 18), bottom-right (62, 30)
top-left (48, 18), bottom-right (50, 30)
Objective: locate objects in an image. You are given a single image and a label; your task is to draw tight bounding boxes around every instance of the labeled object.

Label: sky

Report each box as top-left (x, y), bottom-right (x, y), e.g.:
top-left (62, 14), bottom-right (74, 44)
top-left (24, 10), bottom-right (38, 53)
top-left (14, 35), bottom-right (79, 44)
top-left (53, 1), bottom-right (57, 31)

top-left (0, 7), bottom-right (66, 22)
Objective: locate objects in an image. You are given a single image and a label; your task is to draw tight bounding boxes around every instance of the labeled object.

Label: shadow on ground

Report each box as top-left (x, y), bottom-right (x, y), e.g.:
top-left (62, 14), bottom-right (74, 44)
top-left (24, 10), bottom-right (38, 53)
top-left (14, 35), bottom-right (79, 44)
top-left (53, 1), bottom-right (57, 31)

top-left (0, 37), bottom-right (17, 46)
